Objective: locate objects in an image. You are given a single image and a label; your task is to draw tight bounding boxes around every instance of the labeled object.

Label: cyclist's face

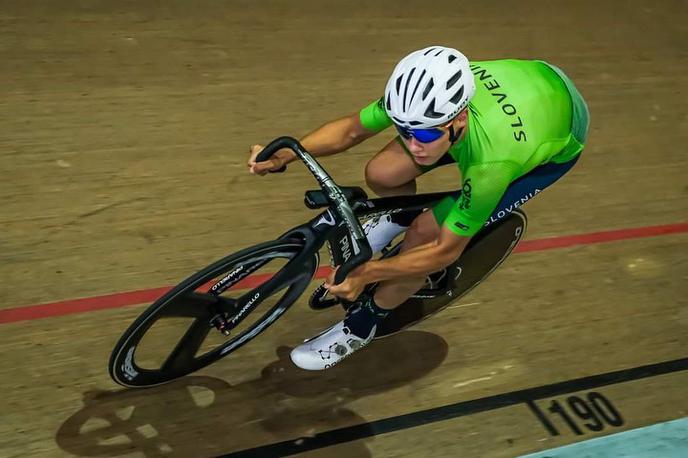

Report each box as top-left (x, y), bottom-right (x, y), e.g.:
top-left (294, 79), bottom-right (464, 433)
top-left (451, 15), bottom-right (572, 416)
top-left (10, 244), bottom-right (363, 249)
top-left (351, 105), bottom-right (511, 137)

top-left (403, 130), bottom-right (450, 165)
top-left (402, 112), bottom-right (467, 166)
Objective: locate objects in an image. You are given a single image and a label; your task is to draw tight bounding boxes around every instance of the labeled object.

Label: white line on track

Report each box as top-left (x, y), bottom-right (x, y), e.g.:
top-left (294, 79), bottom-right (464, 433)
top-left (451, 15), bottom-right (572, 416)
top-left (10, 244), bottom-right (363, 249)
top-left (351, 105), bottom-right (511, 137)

top-left (446, 302), bottom-right (481, 309)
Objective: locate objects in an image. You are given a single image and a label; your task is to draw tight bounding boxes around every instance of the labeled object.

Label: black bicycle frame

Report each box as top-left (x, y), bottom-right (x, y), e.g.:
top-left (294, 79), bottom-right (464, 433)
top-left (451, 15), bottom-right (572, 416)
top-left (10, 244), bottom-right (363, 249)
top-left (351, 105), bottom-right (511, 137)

top-left (256, 136), bottom-right (461, 284)
top-left (256, 136), bottom-right (372, 284)
top-left (204, 137), bottom-right (463, 335)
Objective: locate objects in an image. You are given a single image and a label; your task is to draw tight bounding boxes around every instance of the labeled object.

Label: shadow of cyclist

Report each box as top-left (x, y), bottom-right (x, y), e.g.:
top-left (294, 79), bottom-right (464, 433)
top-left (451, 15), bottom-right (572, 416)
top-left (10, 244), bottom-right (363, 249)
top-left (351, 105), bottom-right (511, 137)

top-left (56, 330), bottom-right (448, 457)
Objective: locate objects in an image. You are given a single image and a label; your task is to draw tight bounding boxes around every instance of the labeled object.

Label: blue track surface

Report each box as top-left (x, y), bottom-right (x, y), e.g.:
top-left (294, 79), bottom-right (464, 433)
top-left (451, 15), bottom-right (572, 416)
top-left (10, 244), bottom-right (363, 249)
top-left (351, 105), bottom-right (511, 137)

top-left (521, 417), bottom-right (688, 458)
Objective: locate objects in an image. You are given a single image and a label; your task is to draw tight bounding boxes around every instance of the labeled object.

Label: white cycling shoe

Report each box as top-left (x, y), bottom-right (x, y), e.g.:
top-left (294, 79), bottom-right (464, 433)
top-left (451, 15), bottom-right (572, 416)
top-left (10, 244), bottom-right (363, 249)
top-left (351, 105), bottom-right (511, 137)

top-left (362, 214), bottom-right (408, 254)
top-left (290, 320), bottom-right (376, 371)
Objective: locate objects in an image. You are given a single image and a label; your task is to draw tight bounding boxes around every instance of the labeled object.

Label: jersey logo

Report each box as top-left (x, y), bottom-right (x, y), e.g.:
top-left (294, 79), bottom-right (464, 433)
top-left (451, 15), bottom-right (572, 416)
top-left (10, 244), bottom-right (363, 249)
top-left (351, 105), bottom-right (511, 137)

top-left (458, 179), bottom-right (472, 210)
top-left (470, 64), bottom-right (527, 143)
top-left (454, 221), bottom-right (470, 232)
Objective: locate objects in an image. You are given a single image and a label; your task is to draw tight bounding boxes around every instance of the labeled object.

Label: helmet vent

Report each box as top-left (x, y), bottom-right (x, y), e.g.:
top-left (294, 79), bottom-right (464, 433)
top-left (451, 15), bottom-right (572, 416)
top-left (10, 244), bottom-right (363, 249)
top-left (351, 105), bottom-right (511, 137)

top-left (409, 69), bottom-right (426, 106)
top-left (422, 78), bottom-right (434, 100)
top-left (384, 46), bottom-right (474, 127)
top-left (403, 67), bottom-right (416, 110)
top-left (423, 99), bottom-right (444, 119)
top-left (449, 85), bottom-right (465, 105)
top-left (446, 70), bottom-right (462, 89)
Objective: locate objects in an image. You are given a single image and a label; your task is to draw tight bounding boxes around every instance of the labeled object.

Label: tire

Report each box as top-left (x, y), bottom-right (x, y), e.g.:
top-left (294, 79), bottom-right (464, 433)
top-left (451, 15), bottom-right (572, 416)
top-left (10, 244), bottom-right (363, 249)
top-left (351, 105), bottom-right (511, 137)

top-left (375, 209), bottom-right (528, 338)
top-left (108, 238), bottom-right (317, 388)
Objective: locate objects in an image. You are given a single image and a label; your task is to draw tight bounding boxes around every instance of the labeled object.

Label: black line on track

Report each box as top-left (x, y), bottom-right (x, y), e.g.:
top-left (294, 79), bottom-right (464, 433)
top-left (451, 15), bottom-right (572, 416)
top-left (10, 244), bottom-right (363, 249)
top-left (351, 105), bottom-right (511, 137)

top-left (218, 356), bottom-right (688, 457)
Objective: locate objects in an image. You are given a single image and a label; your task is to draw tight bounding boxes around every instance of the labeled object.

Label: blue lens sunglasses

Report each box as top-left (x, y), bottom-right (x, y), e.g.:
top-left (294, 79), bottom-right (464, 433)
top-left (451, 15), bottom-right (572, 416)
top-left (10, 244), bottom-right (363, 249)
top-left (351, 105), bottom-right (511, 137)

top-left (394, 120), bottom-right (458, 144)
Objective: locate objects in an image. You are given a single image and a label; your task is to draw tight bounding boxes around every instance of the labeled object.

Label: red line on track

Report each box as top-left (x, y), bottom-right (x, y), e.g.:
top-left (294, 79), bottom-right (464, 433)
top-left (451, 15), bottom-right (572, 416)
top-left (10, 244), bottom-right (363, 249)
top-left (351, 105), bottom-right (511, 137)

top-left (514, 221), bottom-right (688, 253)
top-left (1, 222), bottom-right (686, 325)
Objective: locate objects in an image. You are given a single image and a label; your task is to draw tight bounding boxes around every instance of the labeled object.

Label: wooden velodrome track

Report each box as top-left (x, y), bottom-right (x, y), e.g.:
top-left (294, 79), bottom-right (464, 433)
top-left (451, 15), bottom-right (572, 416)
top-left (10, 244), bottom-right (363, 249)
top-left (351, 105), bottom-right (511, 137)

top-left (1, 1), bottom-right (687, 456)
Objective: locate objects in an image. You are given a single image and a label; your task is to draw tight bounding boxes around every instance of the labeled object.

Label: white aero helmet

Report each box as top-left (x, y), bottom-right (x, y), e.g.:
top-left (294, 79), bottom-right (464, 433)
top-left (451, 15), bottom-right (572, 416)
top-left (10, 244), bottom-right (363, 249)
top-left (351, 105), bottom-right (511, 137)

top-left (384, 46), bottom-right (475, 129)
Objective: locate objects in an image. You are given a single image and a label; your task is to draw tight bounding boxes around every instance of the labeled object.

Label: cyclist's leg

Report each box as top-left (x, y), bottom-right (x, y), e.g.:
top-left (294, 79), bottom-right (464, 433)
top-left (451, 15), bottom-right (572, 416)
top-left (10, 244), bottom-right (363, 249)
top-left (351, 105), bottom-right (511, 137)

top-left (364, 137), bottom-right (424, 197)
top-left (365, 136), bottom-right (455, 197)
top-left (483, 153), bottom-right (581, 228)
top-left (375, 152), bottom-right (583, 309)
top-left (427, 153), bottom-right (582, 237)
top-left (364, 137), bottom-right (455, 253)
top-left (374, 209), bottom-right (441, 309)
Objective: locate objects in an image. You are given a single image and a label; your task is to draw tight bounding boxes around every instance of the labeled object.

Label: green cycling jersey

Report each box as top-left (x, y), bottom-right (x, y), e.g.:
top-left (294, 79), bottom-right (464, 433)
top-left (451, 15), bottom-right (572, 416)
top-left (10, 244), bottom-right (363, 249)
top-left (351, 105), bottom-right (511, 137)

top-left (359, 59), bottom-right (589, 236)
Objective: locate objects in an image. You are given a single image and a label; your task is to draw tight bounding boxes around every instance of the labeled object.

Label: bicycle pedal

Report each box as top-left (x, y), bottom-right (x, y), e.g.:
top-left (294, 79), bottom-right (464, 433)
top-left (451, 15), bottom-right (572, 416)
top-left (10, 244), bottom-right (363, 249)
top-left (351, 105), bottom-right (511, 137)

top-left (308, 283), bottom-right (341, 310)
top-left (209, 314), bottom-right (231, 336)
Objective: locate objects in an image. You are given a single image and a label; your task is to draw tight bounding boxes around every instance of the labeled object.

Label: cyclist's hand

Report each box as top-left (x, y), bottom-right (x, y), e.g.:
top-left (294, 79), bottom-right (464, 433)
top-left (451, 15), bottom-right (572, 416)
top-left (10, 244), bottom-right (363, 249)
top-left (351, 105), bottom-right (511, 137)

top-left (247, 144), bottom-right (286, 175)
top-left (324, 265), bottom-right (368, 302)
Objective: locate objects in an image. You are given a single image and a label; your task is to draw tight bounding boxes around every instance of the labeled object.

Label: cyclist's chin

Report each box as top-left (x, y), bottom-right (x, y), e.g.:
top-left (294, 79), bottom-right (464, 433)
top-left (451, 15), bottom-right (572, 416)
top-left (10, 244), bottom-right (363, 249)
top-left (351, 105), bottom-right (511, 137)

top-left (413, 152), bottom-right (443, 166)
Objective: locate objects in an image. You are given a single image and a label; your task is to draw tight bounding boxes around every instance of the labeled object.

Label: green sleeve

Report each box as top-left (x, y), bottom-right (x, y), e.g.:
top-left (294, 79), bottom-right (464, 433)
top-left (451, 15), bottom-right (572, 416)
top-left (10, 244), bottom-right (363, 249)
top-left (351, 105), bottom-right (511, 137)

top-left (359, 97), bottom-right (393, 132)
top-left (443, 161), bottom-right (521, 237)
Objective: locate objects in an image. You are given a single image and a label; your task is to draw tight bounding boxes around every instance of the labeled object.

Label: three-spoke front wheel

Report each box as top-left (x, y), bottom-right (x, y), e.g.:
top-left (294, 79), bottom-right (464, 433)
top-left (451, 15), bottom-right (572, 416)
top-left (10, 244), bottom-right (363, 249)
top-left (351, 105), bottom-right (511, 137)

top-left (108, 239), bottom-right (317, 388)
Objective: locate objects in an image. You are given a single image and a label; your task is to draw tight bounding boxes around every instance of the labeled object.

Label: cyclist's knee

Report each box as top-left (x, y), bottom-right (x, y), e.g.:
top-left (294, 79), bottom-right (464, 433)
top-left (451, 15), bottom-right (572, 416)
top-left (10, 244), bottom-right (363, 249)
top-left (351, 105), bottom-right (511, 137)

top-left (365, 157), bottom-right (418, 197)
top-left (365, 140), bottom-right (421, 196)
top-left (365, 159), bottom-right (396, 193)
top-left (402, 211), bottom-right (440, 249)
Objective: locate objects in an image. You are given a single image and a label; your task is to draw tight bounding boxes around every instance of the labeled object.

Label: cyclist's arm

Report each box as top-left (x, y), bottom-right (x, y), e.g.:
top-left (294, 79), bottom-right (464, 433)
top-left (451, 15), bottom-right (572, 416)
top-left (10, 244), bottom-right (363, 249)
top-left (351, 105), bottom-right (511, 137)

top-left (274, 97), bottom-right (391, 165)
top-left (274, 113), bottom-right (377, 165)
top-left (362, 226), bottom-right (471, 283)
top-left (360, 161), bottom-right (519, 282)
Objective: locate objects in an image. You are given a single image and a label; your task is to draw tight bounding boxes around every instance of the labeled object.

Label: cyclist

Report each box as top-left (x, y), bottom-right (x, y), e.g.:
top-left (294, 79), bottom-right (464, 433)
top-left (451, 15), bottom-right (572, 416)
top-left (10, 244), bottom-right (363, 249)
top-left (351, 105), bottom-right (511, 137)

top-left (248, 45), bottom-right (590, 370)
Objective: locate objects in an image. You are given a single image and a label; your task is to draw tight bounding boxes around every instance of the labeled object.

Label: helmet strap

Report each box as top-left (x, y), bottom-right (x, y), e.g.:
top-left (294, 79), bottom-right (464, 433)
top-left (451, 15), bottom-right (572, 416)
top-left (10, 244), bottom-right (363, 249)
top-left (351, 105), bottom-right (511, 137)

top-left (448, 125), bottom-right (463, 144)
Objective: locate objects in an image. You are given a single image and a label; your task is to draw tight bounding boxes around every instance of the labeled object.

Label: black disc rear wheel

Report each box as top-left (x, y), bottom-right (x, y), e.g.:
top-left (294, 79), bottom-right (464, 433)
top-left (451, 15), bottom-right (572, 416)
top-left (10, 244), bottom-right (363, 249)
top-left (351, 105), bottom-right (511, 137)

top-left (375, 209), bottom-right (527, 338)
top-left (108, 238), bottom-right (317, 388)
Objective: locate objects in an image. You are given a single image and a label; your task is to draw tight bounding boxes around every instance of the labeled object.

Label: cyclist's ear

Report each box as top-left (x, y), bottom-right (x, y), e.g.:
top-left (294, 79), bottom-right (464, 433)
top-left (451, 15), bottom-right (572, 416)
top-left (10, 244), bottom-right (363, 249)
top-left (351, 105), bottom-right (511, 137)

top-left (453, 110), bottom-right (468, 128)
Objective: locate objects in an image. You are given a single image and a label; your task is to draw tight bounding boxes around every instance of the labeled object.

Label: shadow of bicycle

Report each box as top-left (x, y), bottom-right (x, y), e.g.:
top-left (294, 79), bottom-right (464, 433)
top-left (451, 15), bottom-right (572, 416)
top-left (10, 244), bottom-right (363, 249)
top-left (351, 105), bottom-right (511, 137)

top-left (56, 330), bottom-right (449, 457)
